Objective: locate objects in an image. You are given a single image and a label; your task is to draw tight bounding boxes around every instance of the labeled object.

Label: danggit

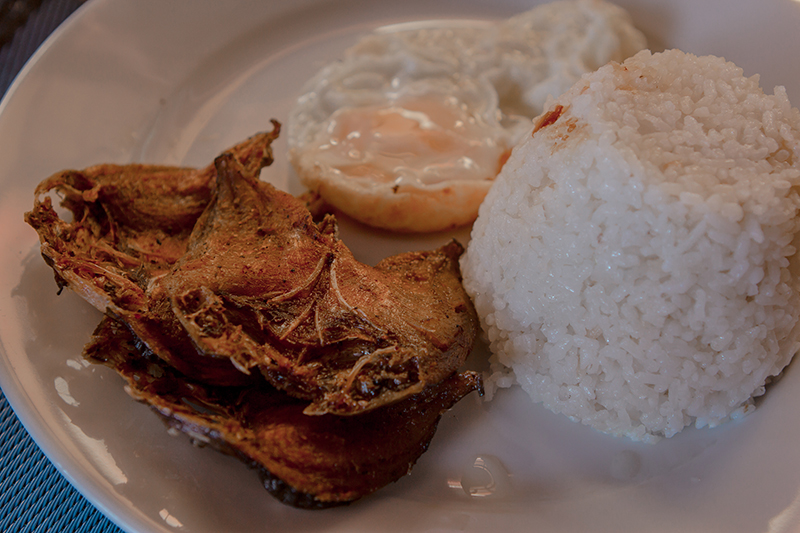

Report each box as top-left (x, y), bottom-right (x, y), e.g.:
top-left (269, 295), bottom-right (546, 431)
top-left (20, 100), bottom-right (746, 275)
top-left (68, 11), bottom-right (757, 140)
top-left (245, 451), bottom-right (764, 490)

top-left (164, 150), bottom-right (478, 415)
top-left (84, 316), bottom-right (481, 507)
top-left (25, 121), bottom-right (482, 506)
top-left (25, 120), bottom-right (479, 415)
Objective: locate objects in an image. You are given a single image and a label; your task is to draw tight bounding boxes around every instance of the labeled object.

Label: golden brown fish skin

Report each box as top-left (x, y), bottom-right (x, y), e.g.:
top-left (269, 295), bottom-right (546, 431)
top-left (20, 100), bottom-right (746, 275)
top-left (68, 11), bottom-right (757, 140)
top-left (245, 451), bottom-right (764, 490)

top-left (24, 126), bottom-right (281, 386)
top-left (163, 151), bottom-right (478, 415)
top-left (84, 317), bottom-right (482, 508)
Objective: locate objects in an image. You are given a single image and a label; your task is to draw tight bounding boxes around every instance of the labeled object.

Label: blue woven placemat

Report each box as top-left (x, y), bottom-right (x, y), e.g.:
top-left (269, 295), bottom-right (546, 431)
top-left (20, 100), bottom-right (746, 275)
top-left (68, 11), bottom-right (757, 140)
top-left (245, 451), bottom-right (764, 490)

top-left (0, 391), bottom-right (122, 533)
top-left (1, 1), bottom-right (123, 531)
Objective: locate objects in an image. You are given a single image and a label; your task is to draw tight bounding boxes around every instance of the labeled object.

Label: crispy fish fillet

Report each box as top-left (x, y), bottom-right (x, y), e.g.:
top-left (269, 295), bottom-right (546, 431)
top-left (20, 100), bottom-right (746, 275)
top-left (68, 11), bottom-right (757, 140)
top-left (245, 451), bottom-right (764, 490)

top-left (84, 317), bottom-right (482, 508)
top-left (25, 122), bottom-right (478, 415)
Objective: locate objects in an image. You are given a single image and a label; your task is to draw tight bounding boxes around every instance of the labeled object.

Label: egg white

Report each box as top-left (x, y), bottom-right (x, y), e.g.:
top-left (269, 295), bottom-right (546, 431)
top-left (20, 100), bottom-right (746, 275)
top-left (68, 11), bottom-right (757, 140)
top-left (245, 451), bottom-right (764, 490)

top-left (287, 0), bottom-right (646, 232)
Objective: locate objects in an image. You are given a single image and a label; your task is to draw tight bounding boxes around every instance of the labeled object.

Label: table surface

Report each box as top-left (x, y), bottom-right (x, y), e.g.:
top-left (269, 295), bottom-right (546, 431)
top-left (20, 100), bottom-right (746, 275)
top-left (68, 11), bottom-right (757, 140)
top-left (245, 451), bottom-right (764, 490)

top-left (0, 1), bottom-right (123, 531)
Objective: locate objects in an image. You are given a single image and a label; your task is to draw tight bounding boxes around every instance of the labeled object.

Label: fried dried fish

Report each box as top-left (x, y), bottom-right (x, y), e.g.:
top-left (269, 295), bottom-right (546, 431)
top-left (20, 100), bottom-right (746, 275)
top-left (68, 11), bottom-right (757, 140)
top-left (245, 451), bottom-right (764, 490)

top-left (84, 317), bottom-right (482, 508)
top-left (163, 151), bottom-right (478, 414)
top-left (26, 122), bottom-right (478, 415)
top-left (25, 127), bottom-right (280, 385)
top-left (26, 122), bottom-right (484, 508)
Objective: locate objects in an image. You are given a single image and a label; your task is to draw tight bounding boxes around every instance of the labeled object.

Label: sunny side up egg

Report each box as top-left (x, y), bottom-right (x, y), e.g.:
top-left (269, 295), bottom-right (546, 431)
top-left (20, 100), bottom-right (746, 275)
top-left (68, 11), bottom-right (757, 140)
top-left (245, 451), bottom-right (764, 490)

top-left (287, 0), bottom-right (647, 232)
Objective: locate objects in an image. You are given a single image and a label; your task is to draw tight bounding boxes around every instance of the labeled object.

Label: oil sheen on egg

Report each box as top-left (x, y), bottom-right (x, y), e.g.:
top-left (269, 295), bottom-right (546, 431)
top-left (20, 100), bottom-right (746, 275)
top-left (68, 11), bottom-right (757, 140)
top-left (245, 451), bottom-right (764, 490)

top-left (288, 0), bottom-right (646, 232)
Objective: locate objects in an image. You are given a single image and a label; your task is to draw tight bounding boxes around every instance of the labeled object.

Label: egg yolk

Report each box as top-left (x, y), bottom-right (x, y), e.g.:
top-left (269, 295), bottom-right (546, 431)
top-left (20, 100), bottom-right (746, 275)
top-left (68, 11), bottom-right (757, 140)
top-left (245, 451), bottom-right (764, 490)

top-left (309, 94), bottom-right (509, 187)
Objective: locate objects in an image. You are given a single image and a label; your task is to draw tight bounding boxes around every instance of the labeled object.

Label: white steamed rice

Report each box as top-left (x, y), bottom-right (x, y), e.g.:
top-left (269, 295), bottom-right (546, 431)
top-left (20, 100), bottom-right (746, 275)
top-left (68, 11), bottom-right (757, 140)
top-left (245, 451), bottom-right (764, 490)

top-left (461, 49), bottom-right (800, 442)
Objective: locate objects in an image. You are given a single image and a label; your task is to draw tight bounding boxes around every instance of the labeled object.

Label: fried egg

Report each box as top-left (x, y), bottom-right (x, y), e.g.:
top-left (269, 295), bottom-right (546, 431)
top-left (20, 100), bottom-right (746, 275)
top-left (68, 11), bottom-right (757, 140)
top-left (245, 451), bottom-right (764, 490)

top-left (288, 0), bottom-right (646, 232)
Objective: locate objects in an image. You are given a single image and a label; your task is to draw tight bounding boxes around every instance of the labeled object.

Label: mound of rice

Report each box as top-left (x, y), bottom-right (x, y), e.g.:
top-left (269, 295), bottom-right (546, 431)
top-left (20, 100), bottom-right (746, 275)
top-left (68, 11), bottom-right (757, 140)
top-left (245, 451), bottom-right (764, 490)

top-left (461, 49), bottom-right (800, 442)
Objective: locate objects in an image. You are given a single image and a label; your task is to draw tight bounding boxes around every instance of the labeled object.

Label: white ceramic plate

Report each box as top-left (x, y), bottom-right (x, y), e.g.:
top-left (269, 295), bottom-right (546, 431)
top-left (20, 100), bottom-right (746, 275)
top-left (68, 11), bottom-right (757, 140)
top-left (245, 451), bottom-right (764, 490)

top-left (3, 0), bottom-right (800, 531)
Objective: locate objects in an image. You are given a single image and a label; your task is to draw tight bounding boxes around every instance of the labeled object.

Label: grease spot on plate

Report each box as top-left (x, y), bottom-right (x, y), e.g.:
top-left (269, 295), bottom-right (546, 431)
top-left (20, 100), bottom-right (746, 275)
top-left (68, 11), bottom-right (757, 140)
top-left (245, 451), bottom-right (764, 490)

top-left (456, 454), bottom-right (513, 498)
top-left (55, 377), bottom-right (79, 407)
top-left (159, 508), bottom-right (184, 528)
